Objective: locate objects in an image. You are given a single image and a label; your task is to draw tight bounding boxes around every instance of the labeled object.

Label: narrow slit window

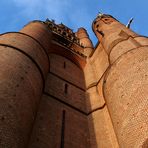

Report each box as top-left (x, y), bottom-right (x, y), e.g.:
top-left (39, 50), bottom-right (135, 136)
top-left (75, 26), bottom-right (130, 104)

top-left (64, 84), bottom-right (68, 94)
top-left (64, 62), bottom-right (66, 69)
top-left (61, 110), bottom-right (66, 148)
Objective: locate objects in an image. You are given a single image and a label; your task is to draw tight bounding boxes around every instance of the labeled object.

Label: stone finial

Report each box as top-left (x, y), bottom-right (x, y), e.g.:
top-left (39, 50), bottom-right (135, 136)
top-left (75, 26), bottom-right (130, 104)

top-left (97, 12), bottom-right (104, 18)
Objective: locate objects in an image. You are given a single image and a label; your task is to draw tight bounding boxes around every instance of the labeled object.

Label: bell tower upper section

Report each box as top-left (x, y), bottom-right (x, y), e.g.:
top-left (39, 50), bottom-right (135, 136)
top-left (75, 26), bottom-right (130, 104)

top-left (92, 13), bottom-right (141, 63)
top-left (92, 13), bottom-right (137, 41)
top-left (92, 14), bottom-right (117, 41)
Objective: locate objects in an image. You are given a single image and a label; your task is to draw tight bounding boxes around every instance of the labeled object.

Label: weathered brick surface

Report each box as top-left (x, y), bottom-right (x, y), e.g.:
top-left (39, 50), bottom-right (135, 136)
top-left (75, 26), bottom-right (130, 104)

top-left (104, 47), bottom-right (148, 147)
top-left (110, 37), bottom-right (139, 63)
top-left (20, 21), bottom-right (51, 52)
top-left (49, 53), bottom-right (85, 89)
top-left (0, 21), bottom-right (50, 147)
top-left (92, 17), bottom-right (138, 54)
top-left (0, 33), bottom-right (49, 79)
top-left (49, 43), bottom-right (86, 68)
top-left (28, 95), bottom-right (90, 148)
top-left (84, 43), bottom-right (109, 88)
top-left (90, 43), bottom-right (109, 83)
top-left (0, 46), bottom-right (43, 147)
top-left (76, 28), bottom-right (93, 56)
top-left (134, 36), bottom-right (148, 46)
top-left (1, 14), bottom-right (148, 148)
top-left (88, 106), bottom-right (119, 148)
top-left (86, 78), bottom-right (105, 112)
top-left (45, 73), bottom-right (87, 112)
top-left (92, 14), bottom-right (148, 148)
top-left (86, 86), bottom-right (104, 112)
top-left (83, 59), bottom-right (97, 88)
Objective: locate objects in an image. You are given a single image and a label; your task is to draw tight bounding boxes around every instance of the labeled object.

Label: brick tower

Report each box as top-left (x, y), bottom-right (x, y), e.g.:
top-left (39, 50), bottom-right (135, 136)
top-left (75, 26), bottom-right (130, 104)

top-left (0, 14), bottom-right (147, 148)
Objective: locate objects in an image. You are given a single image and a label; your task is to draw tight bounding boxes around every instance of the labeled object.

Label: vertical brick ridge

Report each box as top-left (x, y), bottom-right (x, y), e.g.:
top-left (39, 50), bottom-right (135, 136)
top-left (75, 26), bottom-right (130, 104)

top-left (0, 22), bottom-right (50, 148)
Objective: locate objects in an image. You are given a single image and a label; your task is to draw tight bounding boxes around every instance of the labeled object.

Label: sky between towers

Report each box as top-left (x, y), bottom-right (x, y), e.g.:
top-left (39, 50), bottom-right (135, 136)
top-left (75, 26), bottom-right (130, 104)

top-left (0, 0), bottom-right (148, 45)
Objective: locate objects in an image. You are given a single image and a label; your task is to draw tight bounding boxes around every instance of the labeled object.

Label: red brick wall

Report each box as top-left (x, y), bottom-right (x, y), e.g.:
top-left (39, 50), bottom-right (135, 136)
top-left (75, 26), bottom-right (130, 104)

top-left (28, 95), bottom-right (90, 148)
top-left (29, 54), bottom-right (89, 147)
top-left (0, 46), bottom-right (44, 147)
top-left (45, 73), bottom-right (87, 112)
top-left (0, 22), bottom-right (50, 148)
top-left (49, 54), bottom-right (85, 89)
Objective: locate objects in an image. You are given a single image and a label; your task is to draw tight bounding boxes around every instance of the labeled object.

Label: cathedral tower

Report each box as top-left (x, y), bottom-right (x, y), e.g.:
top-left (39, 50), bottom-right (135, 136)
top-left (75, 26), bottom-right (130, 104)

top-left (0, 14), bottom-right (147, 148)
top-left (92, 13), bottom-right (148, 147)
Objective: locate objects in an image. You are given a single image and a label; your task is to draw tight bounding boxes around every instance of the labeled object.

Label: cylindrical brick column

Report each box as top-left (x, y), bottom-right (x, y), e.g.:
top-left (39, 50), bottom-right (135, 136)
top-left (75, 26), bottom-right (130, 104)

top-left (103, 46), bottom-right (148, 148)
top-left (76, 28), bottom-right (93, 57)
top-left (20, 21), bottom-right (51, 53)
top-left (0, 21), bottom-right (50, 148)
top-left (93, 14), bottom-right (148, 147)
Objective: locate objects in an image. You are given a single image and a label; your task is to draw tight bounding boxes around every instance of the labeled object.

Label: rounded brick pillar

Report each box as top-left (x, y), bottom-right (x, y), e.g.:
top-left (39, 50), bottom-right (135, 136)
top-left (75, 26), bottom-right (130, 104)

top-left (20, 21), bottom-right (51, 53)
top-left (76, 28), bottom-right (93, 56)
top-left (103, 46), bottom-right (148, 147)
top-left (0, 21), bottom-right (50, 148)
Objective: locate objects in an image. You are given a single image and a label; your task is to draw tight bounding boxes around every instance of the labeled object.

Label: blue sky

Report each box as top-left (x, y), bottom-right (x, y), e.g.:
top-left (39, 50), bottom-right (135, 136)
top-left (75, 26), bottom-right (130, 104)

top-left (0, 0), bottom-right (148, 45)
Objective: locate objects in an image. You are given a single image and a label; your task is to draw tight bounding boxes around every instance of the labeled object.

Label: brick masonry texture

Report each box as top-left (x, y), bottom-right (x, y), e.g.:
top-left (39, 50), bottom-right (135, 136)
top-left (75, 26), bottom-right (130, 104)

top-left (0, 46), bottom-right (43, 147)
top-left (49, 54), bottom-right (85, 89)
top-left (45, 73), bottom-right (87, 112)
top-left (28, 95), bottom-right (90, 148)
top-left (0, 32), bottom-right (49, 80)
top-left (0, 14), bottom-right (148, 148)
top-left (0, 22), bottom-right (50, 147)
top-left (104, 47), bottom-right (148, 147)
top-left (93, 14), bottom-right (148, 148)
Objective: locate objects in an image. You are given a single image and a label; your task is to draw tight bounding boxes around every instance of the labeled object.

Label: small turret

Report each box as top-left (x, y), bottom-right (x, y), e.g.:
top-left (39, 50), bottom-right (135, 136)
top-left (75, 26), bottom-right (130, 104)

top-left (92, 13), bottom-right (138, 62)
top-left (76, 28), bottom-right (94, 57)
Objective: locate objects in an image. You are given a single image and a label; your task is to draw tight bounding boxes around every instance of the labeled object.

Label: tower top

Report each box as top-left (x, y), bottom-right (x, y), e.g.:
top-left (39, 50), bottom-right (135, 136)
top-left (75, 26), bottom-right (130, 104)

top-left (43, 19), bottom-right (86, 58)
top-left (95, 13), bottom-right (117, 20)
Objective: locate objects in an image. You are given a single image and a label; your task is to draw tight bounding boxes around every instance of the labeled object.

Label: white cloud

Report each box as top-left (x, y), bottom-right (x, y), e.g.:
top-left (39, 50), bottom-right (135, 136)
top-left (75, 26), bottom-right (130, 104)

top-left (11, 0), bottom-right (97, 44)
top-left (12, 0), bottom-right (71, 19)
top-left (12, 0), bottom-right (91, 22)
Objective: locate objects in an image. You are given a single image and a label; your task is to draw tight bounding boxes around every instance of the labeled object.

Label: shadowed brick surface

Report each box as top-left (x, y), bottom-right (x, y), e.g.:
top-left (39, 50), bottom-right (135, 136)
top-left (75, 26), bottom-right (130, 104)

top-left (28, 95), bottom-right (90, 148)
